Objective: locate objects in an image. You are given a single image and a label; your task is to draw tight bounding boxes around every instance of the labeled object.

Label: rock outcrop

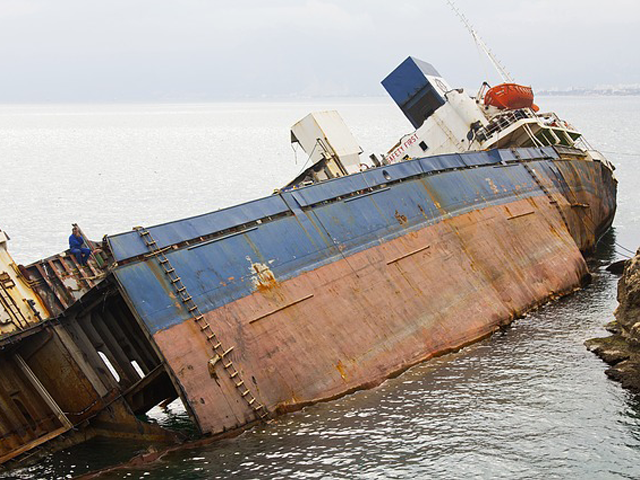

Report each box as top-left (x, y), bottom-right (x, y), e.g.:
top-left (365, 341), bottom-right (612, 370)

top-left (586, 250), bottom-right (640, 392)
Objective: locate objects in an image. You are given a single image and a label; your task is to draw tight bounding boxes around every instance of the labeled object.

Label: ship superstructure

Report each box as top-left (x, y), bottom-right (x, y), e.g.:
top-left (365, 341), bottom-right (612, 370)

top-left (288, 57), bottom-right (613, 190)
top-left (381, 57), bottom-right (591, 161)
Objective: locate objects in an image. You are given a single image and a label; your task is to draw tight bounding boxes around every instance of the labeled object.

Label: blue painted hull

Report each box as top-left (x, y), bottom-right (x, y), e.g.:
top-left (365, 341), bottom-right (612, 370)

top-left (106, 146), bottom-right (616, 433)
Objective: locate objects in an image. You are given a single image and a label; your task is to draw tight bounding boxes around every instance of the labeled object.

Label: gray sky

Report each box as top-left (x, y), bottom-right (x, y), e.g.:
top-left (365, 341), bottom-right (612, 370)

top-left (0, 0), bottom-right (638, 102)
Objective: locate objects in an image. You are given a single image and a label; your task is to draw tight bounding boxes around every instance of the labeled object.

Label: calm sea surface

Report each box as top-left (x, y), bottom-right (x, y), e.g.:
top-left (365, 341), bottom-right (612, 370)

top-left (0, 97), bottom-right (639, 479)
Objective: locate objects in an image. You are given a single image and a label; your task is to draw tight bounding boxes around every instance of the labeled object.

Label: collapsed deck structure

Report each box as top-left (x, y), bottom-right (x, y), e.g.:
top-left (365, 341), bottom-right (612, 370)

top-left (0, 229), bottom-right (176, 465)
top-left (0, 57), bottom-right (617, 468)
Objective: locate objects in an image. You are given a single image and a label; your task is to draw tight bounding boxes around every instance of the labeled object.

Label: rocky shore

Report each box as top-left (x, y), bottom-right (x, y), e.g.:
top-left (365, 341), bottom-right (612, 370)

top-left (586, 250), bottom-right (640, 392)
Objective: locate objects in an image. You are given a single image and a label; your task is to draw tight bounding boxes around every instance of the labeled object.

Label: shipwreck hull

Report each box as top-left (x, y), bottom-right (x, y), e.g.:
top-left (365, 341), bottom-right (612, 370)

top-left (107, 146), bottom-right (616, 435)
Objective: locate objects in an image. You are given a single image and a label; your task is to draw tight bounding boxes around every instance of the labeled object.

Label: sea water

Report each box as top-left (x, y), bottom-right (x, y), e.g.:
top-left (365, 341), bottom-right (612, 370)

top-left (0, 97), bottom-right (639, 479)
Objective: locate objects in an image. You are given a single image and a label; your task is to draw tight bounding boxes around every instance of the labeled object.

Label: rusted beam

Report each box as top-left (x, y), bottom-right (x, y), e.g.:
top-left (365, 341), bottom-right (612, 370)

top-left (34, 263), bottom-right (68, 311)
top-left (0, 426), bottom-right (69, 465)
top-left (14, 354), bottom-right (73, 429)
top-left (386, 245), bottom-right (431, 265)
top-left (249, 294), bottom-right (315, 324)
top-left (53, 324), bottom-right (109, 397)
top-left (507, 211), bottom-right (535, 220)
top-left (0, 323), bottom-right (46, 349)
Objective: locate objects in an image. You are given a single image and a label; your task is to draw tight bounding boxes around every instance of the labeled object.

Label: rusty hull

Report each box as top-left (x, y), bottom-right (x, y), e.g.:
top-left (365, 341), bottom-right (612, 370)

top-left (108, 148), bottom-right (616, 435)
top-left (153, 193), bottom-right (591, 432)
top-left (0, 147), bottom-right (616, 467)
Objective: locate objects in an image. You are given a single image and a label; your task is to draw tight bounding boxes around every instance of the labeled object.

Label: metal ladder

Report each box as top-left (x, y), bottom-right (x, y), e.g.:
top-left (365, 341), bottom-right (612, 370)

top-left (522, 162), bottom-right (571, 232)
top-left (134, 227), bottom-right (269, 422)
top-left (0, 279), bottom-right (28, 329)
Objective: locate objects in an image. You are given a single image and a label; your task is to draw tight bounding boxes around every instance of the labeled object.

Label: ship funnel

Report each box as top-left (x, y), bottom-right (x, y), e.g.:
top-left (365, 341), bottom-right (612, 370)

top-left (382, 57), bottom-right (452, 129)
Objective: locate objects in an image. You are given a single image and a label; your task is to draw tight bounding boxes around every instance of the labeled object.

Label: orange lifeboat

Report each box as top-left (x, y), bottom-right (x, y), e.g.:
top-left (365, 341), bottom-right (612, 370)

top-left (484, 83), bottom-right (539, 112)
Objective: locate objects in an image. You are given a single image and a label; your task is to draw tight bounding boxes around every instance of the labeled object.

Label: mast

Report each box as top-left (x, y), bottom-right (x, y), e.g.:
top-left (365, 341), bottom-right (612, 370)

top-left (444, 0), bottom-right (514, 83)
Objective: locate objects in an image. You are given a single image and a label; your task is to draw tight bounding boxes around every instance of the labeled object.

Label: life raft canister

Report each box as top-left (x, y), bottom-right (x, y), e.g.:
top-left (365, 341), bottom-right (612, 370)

top-left (484, 83), bottom-right (539, 112)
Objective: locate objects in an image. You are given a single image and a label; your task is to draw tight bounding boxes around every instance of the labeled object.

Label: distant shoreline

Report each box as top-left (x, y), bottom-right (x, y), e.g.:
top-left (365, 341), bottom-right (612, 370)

top-left (0, 93), bottom-right (639, 106)
top-left (537, 90), bottom-right (640, 97)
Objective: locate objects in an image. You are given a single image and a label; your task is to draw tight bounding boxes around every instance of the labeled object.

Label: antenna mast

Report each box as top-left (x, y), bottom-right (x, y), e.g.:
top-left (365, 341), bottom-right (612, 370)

top-left (445, 0), bottom-right (514, 83)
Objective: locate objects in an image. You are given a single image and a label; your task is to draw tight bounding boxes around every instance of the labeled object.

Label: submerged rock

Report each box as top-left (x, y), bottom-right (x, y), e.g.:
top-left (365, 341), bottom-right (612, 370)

top-left (587, 248), bottom-right (640, 393)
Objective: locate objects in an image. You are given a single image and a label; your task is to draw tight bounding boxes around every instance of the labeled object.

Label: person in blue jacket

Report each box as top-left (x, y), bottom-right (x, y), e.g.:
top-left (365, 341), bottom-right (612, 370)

top-left (69, 226), bottom-right (92, 265)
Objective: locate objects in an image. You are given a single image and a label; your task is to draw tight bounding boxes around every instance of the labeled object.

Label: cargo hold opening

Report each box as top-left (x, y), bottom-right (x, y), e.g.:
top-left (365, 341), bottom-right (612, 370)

top-left (62, 286), bottom-right (181, 417)
top-left (0, 275), bottom-right (190, 465)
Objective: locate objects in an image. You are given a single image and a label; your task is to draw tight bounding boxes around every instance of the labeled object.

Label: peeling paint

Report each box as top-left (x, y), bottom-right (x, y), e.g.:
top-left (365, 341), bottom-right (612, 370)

top-left (485, 177), bottom-right (500, 195)
top-left (248, 260), bottom-right (278, 291)
top-left (394, 210), bottom-right (408, 224)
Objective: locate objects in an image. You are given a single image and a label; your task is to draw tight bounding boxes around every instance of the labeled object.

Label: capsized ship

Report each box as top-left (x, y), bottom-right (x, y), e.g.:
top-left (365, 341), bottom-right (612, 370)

top-left (0, 57), bottom-right (616, 467)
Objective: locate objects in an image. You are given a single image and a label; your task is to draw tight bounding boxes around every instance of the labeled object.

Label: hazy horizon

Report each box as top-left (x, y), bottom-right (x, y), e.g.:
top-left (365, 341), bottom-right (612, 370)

top-left (0, 0), bottom-right (638, 102)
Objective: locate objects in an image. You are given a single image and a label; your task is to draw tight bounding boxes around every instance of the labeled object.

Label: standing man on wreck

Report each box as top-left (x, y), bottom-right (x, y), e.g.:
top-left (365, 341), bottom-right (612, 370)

top-left (69, 226), bottom-right (91, 265)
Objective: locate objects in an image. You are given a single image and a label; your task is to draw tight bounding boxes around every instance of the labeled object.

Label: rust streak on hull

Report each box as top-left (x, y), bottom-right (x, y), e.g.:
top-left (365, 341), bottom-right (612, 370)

top-left (154, 194), bottom-right (589, 435)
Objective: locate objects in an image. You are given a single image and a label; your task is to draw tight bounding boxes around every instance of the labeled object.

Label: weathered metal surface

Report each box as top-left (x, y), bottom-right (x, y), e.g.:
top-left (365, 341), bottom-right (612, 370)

top-left (0, 229), bottom-right (122, 465)
top-left (0, 282), bottom-right (181, 466)
top-left (0, 231), bottom-right (48, 341)
top-left (21, 244), bottom-right (109, 319)
top-left (0, 325), bottom-right (111, 464)
top-left (130, 226), bottom-right (269, 424)
top-left (108, 195), bottom-right (291, 262)
top-left (106, 147), bottom-right (615, 435)
top-left (0, 346), bottom-right (69, 463)
top-left (108, 148), bottom-right (560, 265)
top-left (110, 151), bottom-right (573, 336)
top-left (290, 111), bottom-right (363, 178)
top-left (151, 194), bottom-right (592, 434)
